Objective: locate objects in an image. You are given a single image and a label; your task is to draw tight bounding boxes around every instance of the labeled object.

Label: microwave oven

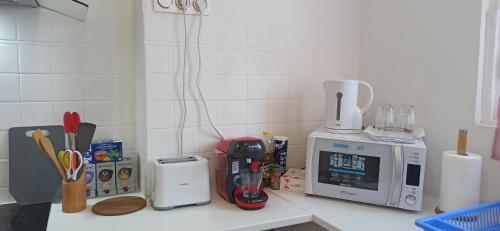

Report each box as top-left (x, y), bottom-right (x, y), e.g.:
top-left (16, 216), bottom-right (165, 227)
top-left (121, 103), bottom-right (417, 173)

top-left (305, 129), bottom-right (426, 211)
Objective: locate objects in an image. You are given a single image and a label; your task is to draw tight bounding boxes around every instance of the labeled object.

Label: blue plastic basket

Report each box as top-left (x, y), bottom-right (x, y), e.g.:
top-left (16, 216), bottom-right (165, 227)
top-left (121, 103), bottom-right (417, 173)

top-left (415, 201), bottom-right (500, 231)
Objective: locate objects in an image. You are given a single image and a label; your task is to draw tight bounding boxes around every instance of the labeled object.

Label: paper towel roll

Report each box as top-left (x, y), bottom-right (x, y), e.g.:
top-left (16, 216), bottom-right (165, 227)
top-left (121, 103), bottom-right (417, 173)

top-left (438, 151), bottom-right (482, 212)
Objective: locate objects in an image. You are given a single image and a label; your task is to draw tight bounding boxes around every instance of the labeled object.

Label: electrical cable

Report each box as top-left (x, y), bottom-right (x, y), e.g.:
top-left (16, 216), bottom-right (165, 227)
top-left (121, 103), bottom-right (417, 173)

top-left (195, 7), bottom-right (225, 140)
top-left (179, 1), bottom-right (224, 157)
top-left (179, 5), bottom-right (188, 156)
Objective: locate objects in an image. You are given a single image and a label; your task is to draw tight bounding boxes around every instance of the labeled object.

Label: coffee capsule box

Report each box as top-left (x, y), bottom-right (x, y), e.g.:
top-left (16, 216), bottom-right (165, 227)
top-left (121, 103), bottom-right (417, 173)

top-left (116, 158), bottom-right (136, 194)
top-left (96, 162), bottom-right (116, 196)
top-left (86, 164), bottom-right (96, 198)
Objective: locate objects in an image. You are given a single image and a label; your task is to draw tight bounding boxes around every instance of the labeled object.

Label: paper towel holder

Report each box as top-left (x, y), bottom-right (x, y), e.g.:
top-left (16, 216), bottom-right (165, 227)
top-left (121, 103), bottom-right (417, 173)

top-left (436, 128), bottom-right (468, 214)
top-left (436, 129), bottom-right (482, 214)
top-left (457, 129), bottom-right (468, 156)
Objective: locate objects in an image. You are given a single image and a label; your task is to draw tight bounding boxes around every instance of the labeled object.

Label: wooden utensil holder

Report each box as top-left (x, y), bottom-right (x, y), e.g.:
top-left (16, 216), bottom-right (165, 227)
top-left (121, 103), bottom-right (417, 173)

top-left (62, 166), bottom-right (87, 213)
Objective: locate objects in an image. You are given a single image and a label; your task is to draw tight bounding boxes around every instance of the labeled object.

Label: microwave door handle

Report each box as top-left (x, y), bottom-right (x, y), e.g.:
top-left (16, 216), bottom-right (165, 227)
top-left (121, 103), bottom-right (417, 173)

top-left (387, 156), bottom-right (396, 205)
top-left (387, 145), bottom-right (403, 207)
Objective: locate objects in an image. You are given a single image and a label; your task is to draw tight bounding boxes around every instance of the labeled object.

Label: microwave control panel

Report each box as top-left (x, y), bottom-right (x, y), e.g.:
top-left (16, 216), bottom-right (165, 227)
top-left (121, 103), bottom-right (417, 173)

top-left (399, 145), bottom-right (427, 211)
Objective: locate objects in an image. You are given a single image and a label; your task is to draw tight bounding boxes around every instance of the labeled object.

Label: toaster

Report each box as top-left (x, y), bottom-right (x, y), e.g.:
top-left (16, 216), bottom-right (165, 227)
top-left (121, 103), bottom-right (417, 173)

top-left (152, 155), bottom-right (211, 210)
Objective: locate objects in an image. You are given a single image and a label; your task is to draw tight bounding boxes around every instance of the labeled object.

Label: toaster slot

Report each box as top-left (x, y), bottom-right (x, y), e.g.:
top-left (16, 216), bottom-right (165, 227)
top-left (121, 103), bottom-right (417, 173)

top-left (157, 156), bottom-right (197, 164)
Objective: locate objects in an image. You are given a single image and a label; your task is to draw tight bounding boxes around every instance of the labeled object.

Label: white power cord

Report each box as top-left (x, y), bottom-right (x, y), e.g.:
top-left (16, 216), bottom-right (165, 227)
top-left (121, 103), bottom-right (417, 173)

top-left (178, 1), bottom-right (224, 157)
top-left (179, 5), bottom-right (188, 156)
top-left (195, 6), bottom-right (225, 140)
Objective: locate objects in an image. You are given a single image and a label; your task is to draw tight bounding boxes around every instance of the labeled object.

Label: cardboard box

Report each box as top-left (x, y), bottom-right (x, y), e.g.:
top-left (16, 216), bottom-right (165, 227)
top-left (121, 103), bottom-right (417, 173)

top-left (116, 158), bottom-right (136, 194)
top-left (96, 162), bottom-right (116, 196)
top-left (86, 140), bottom-right (123, 163)
top-left (86, 164), bottom-right (96, 198)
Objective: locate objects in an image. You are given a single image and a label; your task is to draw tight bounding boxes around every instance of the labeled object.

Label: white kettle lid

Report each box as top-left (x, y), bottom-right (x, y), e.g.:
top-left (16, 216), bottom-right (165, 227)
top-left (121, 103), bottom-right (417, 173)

top-left (323, 79), bottom-right (358, 88)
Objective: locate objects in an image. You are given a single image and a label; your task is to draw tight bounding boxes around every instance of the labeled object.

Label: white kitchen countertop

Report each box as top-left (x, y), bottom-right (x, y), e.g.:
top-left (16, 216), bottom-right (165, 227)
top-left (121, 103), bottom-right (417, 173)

top-left (1, 186), bottom-right (436, 231)
top-left (46, 190), bottom-right (313, 231)
top-left (272, 190), bottom-right (437, 231)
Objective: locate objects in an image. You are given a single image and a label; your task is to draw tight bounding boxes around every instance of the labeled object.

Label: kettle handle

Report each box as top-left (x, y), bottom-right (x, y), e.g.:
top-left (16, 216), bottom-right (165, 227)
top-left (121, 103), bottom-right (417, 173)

top-left (358, 81), bottom-right (374, 114)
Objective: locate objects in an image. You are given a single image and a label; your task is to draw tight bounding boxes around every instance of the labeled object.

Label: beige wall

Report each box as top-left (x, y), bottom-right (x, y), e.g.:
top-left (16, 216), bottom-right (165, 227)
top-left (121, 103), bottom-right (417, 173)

top-left (360, 0), bottom-right (500, 201)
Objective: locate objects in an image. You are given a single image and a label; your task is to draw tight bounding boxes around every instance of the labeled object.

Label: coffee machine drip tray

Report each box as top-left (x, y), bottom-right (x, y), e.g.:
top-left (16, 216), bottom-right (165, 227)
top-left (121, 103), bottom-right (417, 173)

top-left (234, 188), bottom-right (268, 210)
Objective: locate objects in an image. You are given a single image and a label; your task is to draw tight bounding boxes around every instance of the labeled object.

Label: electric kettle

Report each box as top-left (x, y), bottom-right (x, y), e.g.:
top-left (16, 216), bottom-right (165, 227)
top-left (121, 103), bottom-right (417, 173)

top-left (323, 80), bottom-right (374, 133)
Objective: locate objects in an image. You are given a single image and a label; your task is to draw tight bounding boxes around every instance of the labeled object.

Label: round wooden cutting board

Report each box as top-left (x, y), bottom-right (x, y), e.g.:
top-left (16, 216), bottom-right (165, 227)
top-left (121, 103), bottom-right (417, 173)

top-left (92, 196), bottom-right (147, 216)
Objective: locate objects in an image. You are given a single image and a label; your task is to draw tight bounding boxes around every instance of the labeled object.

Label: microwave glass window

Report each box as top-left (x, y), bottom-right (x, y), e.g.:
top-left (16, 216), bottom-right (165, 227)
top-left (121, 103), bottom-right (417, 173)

top-left (405, 164), bottom-right (421, 186)
top-left (318, 151), bottom-right (380, 191)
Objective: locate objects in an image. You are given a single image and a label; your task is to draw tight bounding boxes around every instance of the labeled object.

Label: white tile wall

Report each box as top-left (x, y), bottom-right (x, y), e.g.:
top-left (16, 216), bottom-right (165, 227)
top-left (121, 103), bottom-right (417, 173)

top-left (0, 12), bottom-right (17, 40)
top-left (223, 101), bottom-right (247, 125)
top-left (223, 49), bottom-right (247, 74)
top-left (247, 100), bottom-right (267, 124)
top-left (52, 75), bottom-right (85, 101)
top-left (223, 76), bottom-right (247, 100)
top-left (0, 132), bottom-right (8, 159)
top-left (0, 74), bottom-right (20, 101)
top-left (17, 9), bottom-right (51, 42)
top-left (83, 48), bottom-right (113, 74)
top-left (0, 1), bottom-right (136, 189)
top-left (247, 76), bottom-right (269, 99)
top-left (223, 22), bottom-right (246, 47)
top-left (19, 45), bottom-right (52, 73)
top-left (247, 50), bottom-right (269, 75)
top-left (21, 102), bottom-right (55, 126)
top-left (0, 160), bottom-right (8, 188)
top-left (146, 74), bottom-right (175, 101)
top-left (0, 44), bottom-right (18, 73)
top-left (20, 74), bottom-right (54, 102)
top-left (147, 101), bottom-right (174, 128)
top-left (136, 0), bottom-right (361, 196)
top-left (0, 103), bottom-right (21, 130)
top-left (199, 76), bottom-right (224, 100)
top-left (145, 44), bottom-right (172, 73)
top-left (174, 101), bottom-right (201, 127)
top-left (51, 47), bottom-right (84, 74)
top-left (84, 76), bottom-right (114, 101)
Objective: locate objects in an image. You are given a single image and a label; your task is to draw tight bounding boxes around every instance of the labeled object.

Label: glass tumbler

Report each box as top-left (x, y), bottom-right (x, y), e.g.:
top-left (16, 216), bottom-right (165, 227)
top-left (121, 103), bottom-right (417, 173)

top-left (396, 105), bottom-right (415, 133)
top-left (375, 103), bottom-right (394, 131)
top-left (239, 168), bottom-right (262, 199)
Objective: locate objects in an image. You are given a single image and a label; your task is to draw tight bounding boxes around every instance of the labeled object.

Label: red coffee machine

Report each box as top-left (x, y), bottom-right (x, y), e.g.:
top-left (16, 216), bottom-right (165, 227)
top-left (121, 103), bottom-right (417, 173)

top-left (215, 137), bottom-right (268, 210)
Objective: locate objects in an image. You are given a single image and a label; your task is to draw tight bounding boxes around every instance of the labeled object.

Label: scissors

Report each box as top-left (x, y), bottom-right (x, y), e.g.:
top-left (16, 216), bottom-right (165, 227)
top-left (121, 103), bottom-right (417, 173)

top-left (61, 150), bottom-right (83, 181)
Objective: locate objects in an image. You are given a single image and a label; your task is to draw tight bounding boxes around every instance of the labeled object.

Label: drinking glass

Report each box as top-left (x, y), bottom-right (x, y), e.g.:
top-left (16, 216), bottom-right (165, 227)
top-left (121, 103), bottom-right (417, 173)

top-left (239, 168), bottom-right (262, 199)
top-left (375, 103), bottom-right (394, 131)
top-left (396, 105), bottom-right (415, 133)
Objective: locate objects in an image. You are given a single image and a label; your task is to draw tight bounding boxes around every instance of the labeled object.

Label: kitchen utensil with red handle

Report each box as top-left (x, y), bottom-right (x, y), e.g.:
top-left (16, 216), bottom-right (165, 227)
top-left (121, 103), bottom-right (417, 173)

top-left (64, 112), bottom-right (81, 151)
top-left (72, 112), bottom-right (80, 133)
top-left (64, 112), bottom-right (74, 150)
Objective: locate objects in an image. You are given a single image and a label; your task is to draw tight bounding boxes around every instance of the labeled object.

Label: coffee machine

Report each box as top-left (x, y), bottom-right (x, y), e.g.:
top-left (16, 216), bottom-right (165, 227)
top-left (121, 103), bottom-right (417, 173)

top-left (215, 137), bottom-right (268, 209)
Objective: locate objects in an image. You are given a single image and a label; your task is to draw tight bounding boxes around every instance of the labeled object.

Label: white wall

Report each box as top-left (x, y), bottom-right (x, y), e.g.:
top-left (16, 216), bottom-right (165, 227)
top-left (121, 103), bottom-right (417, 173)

top-left (360, 0), bottom-right (500, 201)
top-left (136, 0), bottom-right (361, 194)
top-left (0, 0), bottom-right (136, 192)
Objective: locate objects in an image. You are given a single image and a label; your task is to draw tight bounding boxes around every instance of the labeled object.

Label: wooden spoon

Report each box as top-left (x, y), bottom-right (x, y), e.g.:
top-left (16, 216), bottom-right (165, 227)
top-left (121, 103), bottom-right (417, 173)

top-left (39, 136), bottom-right (68, 182)
top-left (31, 129), bottom-right (44, 152)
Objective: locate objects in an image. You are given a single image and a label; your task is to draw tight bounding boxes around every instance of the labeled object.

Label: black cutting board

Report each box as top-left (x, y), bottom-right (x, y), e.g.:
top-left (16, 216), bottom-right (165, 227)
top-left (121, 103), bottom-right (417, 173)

top-left (9, 126), bottom-right (65, 205)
